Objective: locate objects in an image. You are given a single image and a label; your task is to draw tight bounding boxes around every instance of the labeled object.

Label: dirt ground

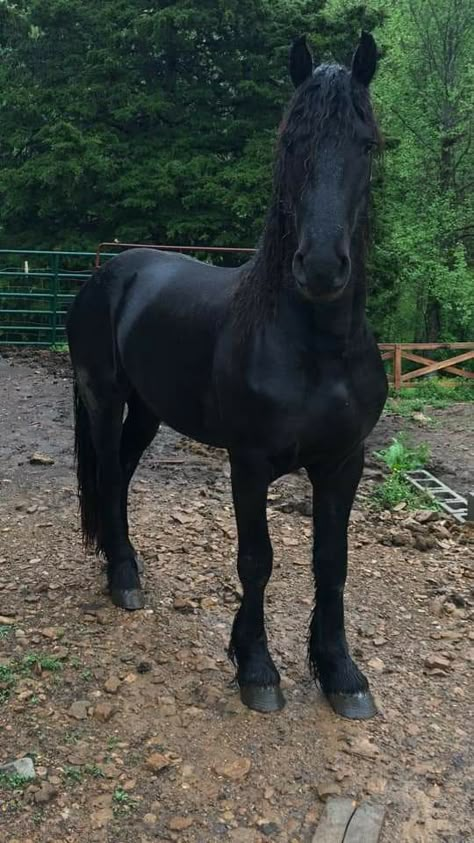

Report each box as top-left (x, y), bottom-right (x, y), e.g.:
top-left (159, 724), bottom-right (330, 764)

top-left (0, 351), bottom-right (472, 843)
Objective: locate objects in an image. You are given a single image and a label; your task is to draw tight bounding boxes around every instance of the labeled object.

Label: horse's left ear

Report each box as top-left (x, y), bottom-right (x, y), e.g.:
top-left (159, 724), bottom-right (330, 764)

top-left (289, 36), bottom-right (314, 89)
top-left (352, 31), bottom-right (378, 86)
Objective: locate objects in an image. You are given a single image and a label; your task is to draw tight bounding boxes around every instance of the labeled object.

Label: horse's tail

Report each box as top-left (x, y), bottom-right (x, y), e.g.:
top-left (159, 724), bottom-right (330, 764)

top-left (73, 380), bottom-right (100, 551)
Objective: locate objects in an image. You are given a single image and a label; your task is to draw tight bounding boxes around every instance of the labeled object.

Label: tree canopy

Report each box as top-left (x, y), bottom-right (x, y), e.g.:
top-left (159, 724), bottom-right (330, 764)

top-left (0, 0), bottom-right (472, 340)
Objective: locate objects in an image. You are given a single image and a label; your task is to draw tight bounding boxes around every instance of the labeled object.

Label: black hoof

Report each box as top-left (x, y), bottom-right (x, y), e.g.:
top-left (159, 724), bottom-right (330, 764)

top-left (326, 690), bottom-right (377, 720)
top-left (111, 588), bottom-right (145, 611)
top-left (239, 684), bottom-right (286, 713)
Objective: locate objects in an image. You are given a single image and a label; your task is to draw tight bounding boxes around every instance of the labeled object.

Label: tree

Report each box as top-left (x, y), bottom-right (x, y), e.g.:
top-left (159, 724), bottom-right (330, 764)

top-left (367, 0), bottom-right (474, 341)
top-left (0, 0), bottom-right (375, 251)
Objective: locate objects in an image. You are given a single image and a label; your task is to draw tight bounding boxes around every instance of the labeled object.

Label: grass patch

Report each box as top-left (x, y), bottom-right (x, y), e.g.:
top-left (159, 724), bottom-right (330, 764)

top-left (113, 786), bottom-right (137, 815)
top-left (0, 772), bottom-right (31, 790)
top-left (385, 377), bottom-right (473, 417)
top-left (372, 434), bottom-right (436, 511)
top-left (0, 625), bottom-right (14, 640)
top-left (0, 652), bottom-right (63, 704)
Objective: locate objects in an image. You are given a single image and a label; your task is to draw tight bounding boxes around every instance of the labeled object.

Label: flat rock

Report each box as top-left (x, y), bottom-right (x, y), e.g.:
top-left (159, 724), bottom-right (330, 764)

top-left (93, 702), bottom-right (115, 722)
top-left (312, 798), bottom-right (357, 842)
top-left (316, 781), bottom-right (342, 801)
top-left (29, 452), bottom-right (55, 466)
top-left (0, 756), bottom-right (36, 780)
top-left (167, 816), bottom-right (194, 831)
top-left (104, 676), bottom-right (121, 694)
top-left (145, 753), bottom-right (171, 774)
top-left (213, 757), bottom-right (252, 780)
top-left (33, 782), bottom-right (58, 804)
top-left (68, 700), bottom-right (90, 720)
top-left (424, 654), bottom-right (451, 671)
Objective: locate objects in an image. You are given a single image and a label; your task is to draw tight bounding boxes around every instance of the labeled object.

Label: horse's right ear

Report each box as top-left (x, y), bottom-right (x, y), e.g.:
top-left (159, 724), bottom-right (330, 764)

top-left (289, 36), bottom-right (314, 89)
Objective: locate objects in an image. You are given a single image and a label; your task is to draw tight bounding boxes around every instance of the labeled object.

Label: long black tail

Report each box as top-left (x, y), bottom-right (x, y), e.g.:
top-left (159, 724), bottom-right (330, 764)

top-left (73, 381), bottom-right (100, 551)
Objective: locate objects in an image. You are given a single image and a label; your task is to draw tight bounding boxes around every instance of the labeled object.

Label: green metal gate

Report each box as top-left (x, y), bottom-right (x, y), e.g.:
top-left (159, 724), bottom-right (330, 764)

top-left (0, 249), bottom-right (114, 347)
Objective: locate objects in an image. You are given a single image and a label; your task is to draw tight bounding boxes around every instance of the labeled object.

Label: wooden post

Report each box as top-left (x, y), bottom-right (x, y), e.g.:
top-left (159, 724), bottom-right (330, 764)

top-left (394, 343), bottom-right (402, 391)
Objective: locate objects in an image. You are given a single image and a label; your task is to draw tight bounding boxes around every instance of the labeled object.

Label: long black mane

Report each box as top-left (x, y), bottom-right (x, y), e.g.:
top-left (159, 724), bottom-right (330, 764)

top-left (234, 64), bottom-right (380, 327)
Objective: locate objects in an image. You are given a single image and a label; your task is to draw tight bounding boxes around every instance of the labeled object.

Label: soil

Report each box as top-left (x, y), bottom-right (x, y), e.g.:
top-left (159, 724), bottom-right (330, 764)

top-left (0, 350), bottom-right (473, 843)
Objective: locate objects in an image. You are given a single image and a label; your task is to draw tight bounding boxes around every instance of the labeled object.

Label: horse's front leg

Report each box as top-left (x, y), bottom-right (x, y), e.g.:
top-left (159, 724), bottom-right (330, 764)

top-left (307, 447), bottom-right (377, 719)
top-left (228, 450), bottom-right (285, 713)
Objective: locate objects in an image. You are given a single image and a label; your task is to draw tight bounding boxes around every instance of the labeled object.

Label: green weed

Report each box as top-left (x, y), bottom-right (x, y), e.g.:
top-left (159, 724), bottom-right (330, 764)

top-left (0, 653), bottom-right (63, 705)
top-left (386, 378), bottom-right (473, 417)
top-left (0, 772), bottom-right (31, 790)
top-left (0, 624), bottom-right (13, 640)
top-left (372, 435), bottom-right (436, 511)
top-left (113, 786), bottom-right (137, 815)
top-left (375, 434), bottom-right (430, 473)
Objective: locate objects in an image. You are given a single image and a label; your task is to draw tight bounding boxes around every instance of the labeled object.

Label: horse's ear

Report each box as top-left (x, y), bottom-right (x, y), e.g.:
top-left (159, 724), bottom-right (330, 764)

top-left (289, 36), bottom-right (314, 89)
top-left (351, 31), bottom-right (378, 86)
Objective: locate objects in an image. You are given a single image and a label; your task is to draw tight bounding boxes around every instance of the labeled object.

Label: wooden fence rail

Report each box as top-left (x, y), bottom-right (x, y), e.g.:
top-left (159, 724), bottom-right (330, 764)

top-left (379, 343), bottom-right (474, 389)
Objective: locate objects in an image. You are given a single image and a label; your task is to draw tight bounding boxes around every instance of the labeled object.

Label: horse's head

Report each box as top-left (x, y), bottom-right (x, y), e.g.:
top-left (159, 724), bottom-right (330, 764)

top-left (281, 32), bottom-right (380, 303)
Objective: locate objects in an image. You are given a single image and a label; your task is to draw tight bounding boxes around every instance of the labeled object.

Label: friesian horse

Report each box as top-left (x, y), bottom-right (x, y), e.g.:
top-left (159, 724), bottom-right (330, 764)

top-left (67, 32), bottom-right (388, 719)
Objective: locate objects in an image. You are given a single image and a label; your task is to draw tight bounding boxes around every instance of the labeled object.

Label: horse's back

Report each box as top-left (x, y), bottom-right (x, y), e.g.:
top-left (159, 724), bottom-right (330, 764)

top-left (95, 249), bottom-right (240, 441)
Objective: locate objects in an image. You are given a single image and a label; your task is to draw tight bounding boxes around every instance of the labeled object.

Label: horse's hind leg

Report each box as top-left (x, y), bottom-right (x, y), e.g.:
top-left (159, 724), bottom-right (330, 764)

top-left (120, 391), bottom-right (160, 571)
top-left (228, 450), bottom-right (285, 713)
top-left (84, 385), bottom-right (145, 610)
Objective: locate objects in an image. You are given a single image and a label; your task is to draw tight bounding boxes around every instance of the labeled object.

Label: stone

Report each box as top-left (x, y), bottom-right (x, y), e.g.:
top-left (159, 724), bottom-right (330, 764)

top-left (368, 657), bottom-right (385, 672)
top-left (228, 830), bottom-right (260, 843)
top-left (68, 700), bottom-right (90, 720)
top-left (213, 757), bottom-right (252, 780)
top-left (167, 816), bottom-right (194, 831)
top-left (316, 781), bottom-right (342, 801)
top-left (29, 452), bottom-right (55, 465)
top-left (424, 654), bottom-right (451, 672)
top-left (0, 756), bottom-right (36, 780)
top-left (93, 702), bottom-right (115, 722)
top-left (104, 676), bottom-right (121, 694)
top-left (145, 753), bottom-right (171, 774)
top-left (33, 782), bottom-right (58, 804)
top-left (344, 738), bottom-right (380, 760)
top-left (143, 813), bottom-right (158, 826)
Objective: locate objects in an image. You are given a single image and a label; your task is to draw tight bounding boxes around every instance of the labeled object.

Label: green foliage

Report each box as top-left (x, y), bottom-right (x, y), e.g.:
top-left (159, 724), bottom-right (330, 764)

top-left (386, 378), bottom-right (474, 416)
top-left (371, 472), bottom-right (432, 510)
top-left (0, 652), bottom-right (63, 704)
top-left (0, 0), bottom-right (471, 343)
top-left (375, 434), bottom-right (430, 473)
top-left (372, 433), bottom-right (435, 510)
top-left (0, 772), bottom-right (31, 790)
top-left (0, 0), bottom-right (375, 251)
top-left (0, 624), bottom-right (13, 639)
top-left (367, 0), bottom-right (474, 342)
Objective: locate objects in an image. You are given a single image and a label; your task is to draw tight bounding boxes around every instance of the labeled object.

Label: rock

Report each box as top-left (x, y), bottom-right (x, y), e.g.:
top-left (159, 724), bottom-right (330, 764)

top-left (173, 596), bottom-right (196, 613)
top-left (29, 452), bottom-right (55, 466)
top-left (167, 816), bottom-right (194, 831)
top-left (40, 626), bottom-right (64, 640)
top-left (194, 654), bottom-right (219, 672)
top-left (33, 782), bottom-right (58, 804)
top-left (104, 676), bottom-right (121, 694)
top-left (424, 654), bottom-right (451, 672)
top-left (91, 808), bottom-right (114, 828)
top-left (0, 756), bottom-right (36, 780)
top-left (93, 702), bottom-right (115, 722)
top-left (344, 737), bottom-right (380, 760)
top-left (316, 781), bottom-right (341, 801)
top-left (213, 757), bottom-right (252, 780)
top-left (389, 529), bottom-right (412, 547)
top-left (368, 657), bottom-right (385, 672)
top-left (228, 830), bottom-right (260, 843)
top-left (145, 753), bottom-right (171, 774)
top-left (68, 700), bottom-right (90, 720)
top-left (143, 813), bottom-right (158, 826)
top-left (373, 637), bottom-right (386, 647)
top-left (414, 533), bottom-right (436, 552)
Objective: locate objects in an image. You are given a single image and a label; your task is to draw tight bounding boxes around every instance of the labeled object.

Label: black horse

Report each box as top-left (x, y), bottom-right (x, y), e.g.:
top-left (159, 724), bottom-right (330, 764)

top-left (67, 32), bottom-right (388, 719)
